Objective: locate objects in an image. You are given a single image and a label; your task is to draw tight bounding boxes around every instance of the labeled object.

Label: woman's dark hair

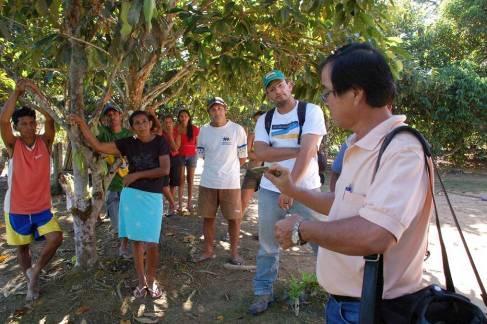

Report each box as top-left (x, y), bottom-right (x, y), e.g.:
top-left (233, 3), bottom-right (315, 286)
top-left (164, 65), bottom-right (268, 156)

top-left (162, 114), bottom-right (174, 121)
top-left (12, 106), bottom-right (36, 126)
top-left (318, 42), bottom-right (396, 107)
top-left (128, 110), bottom-right (149, 127)
top-left (178, 109), bottom-right (194, 140)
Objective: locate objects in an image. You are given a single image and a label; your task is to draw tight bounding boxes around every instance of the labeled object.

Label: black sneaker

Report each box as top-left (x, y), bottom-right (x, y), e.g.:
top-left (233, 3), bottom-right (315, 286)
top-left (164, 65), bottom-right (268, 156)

top-left (248, 294), bottom-right (274, 315)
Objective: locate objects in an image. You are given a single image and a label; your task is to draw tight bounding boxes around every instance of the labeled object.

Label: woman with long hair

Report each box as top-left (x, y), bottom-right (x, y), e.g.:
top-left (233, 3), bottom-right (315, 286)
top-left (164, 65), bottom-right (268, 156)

top-left (71, 110), bottom-right (169, 298)
top-left (176, 109), bottom-right (199, 214)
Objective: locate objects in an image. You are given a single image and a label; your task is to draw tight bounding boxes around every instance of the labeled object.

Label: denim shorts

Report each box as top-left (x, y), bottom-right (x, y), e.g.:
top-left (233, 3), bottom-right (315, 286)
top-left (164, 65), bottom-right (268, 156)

top-left (181, 155), bottom-right (197, 168)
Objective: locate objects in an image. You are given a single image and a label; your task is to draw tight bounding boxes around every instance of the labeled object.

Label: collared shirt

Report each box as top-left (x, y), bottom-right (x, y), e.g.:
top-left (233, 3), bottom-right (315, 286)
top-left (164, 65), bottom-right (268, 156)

top-left (317, 115), bottom-right (433, 299)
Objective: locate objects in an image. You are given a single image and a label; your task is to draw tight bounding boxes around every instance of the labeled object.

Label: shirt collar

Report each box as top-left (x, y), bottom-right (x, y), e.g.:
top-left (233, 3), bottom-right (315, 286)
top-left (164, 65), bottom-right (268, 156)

top-left (346, 115), bottom-right (407, 151)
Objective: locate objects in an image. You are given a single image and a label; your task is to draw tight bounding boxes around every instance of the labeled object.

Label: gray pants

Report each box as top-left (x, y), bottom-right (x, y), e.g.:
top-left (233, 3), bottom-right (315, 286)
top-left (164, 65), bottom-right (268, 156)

top-left (106, 191), bottom-right (121, 233)
top-left (253, 188), bottom-right (323, 296)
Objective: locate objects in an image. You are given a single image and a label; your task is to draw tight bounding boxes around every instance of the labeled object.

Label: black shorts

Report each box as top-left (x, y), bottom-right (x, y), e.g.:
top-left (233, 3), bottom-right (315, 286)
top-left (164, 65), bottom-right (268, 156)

top-left (168, 155), bottom-right (181, 187)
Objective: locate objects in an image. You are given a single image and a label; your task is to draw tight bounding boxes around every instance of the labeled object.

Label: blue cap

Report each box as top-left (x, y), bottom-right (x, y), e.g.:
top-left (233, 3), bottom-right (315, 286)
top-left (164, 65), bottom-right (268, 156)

top-left (262, 70), bottom-right (286, 89)
top-left (102, 103), bottom-right (122, 115)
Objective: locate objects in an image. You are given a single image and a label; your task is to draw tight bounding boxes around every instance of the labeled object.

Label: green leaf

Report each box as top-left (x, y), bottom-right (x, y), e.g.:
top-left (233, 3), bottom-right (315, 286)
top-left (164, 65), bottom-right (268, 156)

top-left (34, 0), bottom-right (49, 16)
top-left (143, 0), bottom-right (156, 32)
top-left (193, 26), bottom-right (210, 34)
top-left (120, 0), bottom-right (132, 40)
top-left (128, 0), bottom-right (143, 26)
top-left (224, 1), bottom-right (236, 14)
top-left (101, 160), bottom-right (108, 177)
top-left (73, 149), bottom-right (85, 173)
top-left (167, 7), bottom-right (184, 13)
top-left (280, 7), bottom-right (290, 24)
top-left (198, 48), bottom-right (207, 67)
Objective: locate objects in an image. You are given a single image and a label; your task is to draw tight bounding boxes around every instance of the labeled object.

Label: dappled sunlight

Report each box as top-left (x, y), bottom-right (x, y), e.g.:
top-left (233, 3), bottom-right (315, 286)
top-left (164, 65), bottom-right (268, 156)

top-left (240, 229), bottom-right (253, 237)
top-left (218, 241), bottom-right (230, 250)
top-left (182, 289), bottom-right (196, 311)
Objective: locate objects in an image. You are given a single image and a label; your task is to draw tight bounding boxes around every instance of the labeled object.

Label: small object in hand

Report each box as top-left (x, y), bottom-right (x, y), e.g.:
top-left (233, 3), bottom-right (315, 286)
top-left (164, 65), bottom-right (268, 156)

top-left (250, 166), bottom-right (282, 177)
top-left (249, 166), bottom-right (269, 176)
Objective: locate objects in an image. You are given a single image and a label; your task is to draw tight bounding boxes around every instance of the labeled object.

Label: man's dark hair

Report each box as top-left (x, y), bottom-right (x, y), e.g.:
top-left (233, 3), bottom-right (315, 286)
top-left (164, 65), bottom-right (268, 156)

top-left (12, 106), bottom-right (36, 126)
top-left (318, 43), bottom-right (396, 107)
top-left (252, 110), bottom-right (266, 119)
top-left (177, 109), bottom-right (194, 140)
top-left (128, 110), bottom-right (149, 127)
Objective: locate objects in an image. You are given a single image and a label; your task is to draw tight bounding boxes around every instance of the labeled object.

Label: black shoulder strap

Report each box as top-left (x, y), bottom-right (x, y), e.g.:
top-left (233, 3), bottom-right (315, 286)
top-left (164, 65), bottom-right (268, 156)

top-left (371, 126), bottom-right (431, 183)
top-left (264, 107), bottom-right (275, 136)
top-left (297, 101), bottom-right (307, 145)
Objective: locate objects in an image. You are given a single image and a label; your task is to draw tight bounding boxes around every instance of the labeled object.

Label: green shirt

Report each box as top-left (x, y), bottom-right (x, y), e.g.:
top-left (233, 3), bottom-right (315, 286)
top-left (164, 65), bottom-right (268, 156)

top-left (97, 125), bottom-right (132, 192)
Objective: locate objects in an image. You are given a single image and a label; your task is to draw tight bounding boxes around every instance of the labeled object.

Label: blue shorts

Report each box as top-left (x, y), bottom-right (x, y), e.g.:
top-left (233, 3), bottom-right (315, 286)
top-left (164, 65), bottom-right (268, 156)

top-left (5, 209), bottom-right (62, 245)
top-left (119, 187), bottom-right (163, 243)
top-left (181, 155), bottom-right (197, 168)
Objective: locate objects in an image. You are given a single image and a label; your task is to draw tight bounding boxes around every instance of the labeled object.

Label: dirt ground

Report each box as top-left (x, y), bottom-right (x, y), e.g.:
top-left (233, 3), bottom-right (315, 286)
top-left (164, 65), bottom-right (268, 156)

top-left (0, 164), bottom-right (486, 323)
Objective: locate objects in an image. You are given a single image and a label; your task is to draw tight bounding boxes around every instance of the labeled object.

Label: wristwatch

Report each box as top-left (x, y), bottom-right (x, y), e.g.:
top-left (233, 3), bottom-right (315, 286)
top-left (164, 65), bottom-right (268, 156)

top-left (291, 220), bottom-right (306, 246)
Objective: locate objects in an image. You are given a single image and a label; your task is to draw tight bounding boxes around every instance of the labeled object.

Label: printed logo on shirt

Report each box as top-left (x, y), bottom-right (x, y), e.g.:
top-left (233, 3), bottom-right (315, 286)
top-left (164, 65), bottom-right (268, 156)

top-left (34, 154), bottom-right (43, 160)
top-left (221, 137), bottom-right (233, 145)
top-left (271, 121), bottom-right (299, 139)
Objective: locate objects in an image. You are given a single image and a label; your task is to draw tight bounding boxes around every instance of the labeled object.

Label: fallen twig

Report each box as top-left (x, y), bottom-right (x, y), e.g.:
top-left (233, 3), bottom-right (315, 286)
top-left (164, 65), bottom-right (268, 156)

top-left (196, 270), bottom-right (218, 276)
top-left (223, 263), bottom-right (256, 271)
top-left (116, 279), bottom-right (124, 301)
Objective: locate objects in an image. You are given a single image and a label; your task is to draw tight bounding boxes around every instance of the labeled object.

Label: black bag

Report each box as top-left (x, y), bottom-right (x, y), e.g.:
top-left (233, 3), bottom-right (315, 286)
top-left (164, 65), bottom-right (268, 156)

top-left (380, 285), bottom-right (486, 323)
top-left (359, 126), bottom-right (487, 324)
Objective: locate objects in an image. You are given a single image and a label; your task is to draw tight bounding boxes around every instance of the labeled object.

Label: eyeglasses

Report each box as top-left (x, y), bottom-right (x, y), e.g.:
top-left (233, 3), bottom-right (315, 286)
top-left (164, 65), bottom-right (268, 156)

top-left (321, 89), bottom-right (335, 102)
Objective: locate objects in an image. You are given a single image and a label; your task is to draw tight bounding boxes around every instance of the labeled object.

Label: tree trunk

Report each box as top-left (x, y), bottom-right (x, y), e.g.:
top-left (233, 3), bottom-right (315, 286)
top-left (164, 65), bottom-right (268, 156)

top-left (52, 143), bottom-right (63, 195)
top-left (66, 0), bottom-right (98, 269)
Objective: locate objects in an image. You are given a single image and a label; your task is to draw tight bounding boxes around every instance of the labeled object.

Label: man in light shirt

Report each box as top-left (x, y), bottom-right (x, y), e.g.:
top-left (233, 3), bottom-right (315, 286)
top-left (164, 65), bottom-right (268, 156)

top-left (266, 43), bottom-right (433, 323)
top-left (249, 70), bottom-right (326, 315)
top-left (194, 97), bottom-right (247, 265)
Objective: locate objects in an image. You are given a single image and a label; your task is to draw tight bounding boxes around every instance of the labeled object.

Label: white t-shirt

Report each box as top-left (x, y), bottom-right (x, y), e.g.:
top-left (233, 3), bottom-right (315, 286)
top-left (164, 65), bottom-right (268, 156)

top-left (254, 101), bottom-right (326, 192)
top-left (197, 120), bottom-right (247, 189)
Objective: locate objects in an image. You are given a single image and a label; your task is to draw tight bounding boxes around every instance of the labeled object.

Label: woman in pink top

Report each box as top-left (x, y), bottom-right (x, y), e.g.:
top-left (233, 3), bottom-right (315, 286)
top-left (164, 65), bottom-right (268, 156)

top-left (175, 109), bottom-right (199, 214)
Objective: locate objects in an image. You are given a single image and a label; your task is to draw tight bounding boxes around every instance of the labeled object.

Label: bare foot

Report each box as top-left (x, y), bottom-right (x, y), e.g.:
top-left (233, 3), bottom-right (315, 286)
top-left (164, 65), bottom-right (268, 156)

top-left (25, 268), bottom-right (39, 301)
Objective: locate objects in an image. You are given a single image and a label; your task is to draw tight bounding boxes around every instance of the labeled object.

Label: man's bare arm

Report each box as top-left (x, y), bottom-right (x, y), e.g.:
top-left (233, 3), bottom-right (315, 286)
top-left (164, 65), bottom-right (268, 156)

top-left (290, 133), bottom-right (320, 183)
top-left (0, 85), bottom-right (21, 149)
top-left (299, 216), bottom-right (396, 255)
top-left (266, 165), bottom-right (334, 215)
top-left (254, 141), bottom-right (299, 162)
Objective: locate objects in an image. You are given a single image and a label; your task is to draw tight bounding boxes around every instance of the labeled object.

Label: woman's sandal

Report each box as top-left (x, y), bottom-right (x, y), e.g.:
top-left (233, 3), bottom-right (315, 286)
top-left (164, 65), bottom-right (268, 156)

top-left (133, 285), bottom-right (147, 298)
top-left (147, 282), bottom-right (163, 299)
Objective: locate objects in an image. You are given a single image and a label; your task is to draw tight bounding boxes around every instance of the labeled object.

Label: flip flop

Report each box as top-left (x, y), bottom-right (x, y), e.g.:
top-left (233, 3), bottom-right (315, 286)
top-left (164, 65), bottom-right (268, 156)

top-left (192, 253), bottom-right (216, 263)
top-left (228, 256), bottom-right (244, 266)
top-left (147, 282), bottom-right (163, 299)
top-left (133, 285), bottom-right (147, 298)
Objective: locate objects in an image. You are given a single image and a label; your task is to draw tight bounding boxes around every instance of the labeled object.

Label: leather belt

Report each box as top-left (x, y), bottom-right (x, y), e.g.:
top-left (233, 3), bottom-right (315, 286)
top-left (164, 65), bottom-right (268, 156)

top-left (331, 294), bottom-right (361, 302)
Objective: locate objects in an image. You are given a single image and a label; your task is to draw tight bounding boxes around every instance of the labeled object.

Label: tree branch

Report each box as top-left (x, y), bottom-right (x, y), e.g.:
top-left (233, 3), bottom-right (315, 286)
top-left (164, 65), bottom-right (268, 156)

top-left (18, 96), bottom-right (66, 129)
top-left (146, 73), bottom-right (193, 110)
top-left (89, 55), bottom-right (124, 123)
top-left (142, 63), bottom-right (195, 106)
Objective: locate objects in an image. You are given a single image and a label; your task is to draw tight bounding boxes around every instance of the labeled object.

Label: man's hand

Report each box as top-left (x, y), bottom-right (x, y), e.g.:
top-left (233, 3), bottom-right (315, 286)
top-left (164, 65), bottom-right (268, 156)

top-left (278, 193), bottom-right (294, 210)
top-left (15, 79), bottom-right (42, 97)
top-left (146, 106), bottom-right (157, 116)
top-left (69, 114), bottom-right (84, 127)
top-left (265, 164), bottom-right (295, 197)
top-left (123, 173), bottom-right (138, 186)
top-left (275, 214), bottom-right (302, 249)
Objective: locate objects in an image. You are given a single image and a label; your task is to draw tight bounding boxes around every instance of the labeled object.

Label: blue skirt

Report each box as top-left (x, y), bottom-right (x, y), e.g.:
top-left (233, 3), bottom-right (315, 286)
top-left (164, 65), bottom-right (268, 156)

top-left (119, 187), bottom-right (163, 243)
